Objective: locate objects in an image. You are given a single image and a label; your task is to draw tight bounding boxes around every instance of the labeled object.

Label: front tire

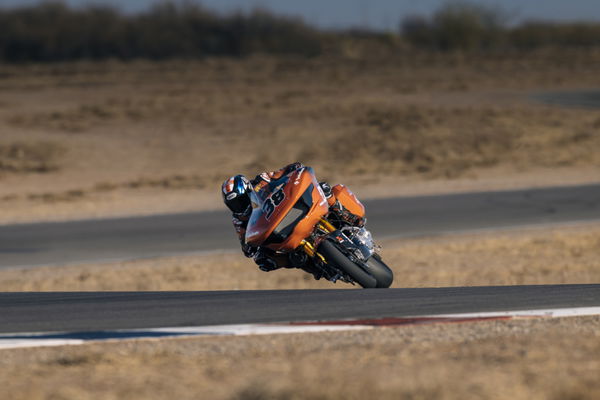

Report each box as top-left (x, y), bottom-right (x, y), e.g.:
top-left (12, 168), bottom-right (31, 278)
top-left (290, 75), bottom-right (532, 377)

top-left (318, 240), bottom-right (387, 288)
top-left (364, 254), bottom-right (394, 288)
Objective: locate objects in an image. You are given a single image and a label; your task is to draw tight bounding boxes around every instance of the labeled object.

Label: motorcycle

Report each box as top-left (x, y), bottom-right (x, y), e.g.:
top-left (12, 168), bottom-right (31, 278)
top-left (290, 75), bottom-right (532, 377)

top-left (245, 166), bottom-right (393, 288)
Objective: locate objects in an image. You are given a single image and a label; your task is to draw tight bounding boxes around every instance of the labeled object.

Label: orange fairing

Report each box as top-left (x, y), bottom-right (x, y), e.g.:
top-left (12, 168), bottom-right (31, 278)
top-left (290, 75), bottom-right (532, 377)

top-left (245, 167), bottom-right (330, 251)
top-left (332, 185), bottom-right (365, 218)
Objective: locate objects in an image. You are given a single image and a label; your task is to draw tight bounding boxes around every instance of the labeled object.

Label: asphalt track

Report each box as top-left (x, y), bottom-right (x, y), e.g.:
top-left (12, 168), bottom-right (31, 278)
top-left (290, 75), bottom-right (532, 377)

top-left (532, 89), bottom-right (600, 109)
top-left (0, 285), bottom-right (599, 334)
top-left (1, 184), bottom-right (599, 269)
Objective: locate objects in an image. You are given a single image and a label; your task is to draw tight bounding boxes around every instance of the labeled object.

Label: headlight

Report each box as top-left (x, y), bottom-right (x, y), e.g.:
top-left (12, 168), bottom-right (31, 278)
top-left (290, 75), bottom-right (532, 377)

top-left (264, 185), bottom-right (313, 245)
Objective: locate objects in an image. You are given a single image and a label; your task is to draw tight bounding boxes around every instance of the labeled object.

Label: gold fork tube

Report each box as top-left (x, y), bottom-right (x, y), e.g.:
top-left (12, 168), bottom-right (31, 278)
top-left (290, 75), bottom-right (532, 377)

top-left (319, 218), bottom-right (336, 233)
top-left (301, 239), bottom-right (327, 263)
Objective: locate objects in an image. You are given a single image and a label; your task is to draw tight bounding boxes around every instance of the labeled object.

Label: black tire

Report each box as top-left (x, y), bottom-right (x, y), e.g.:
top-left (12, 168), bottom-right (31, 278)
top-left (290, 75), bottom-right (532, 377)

top-left (364, 254), bottom-right (394, 288)
top-left (318, 240), bottom-right (377, 288)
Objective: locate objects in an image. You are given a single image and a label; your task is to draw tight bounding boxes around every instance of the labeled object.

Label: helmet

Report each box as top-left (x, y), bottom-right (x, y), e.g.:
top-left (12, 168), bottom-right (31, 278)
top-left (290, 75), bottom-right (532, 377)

top-left (222, 174), bottom-right (251, 214)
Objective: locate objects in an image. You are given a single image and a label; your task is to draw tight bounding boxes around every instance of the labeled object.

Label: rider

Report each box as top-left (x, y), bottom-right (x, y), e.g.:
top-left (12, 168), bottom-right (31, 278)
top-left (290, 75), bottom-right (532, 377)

top-left (221, 162), bottom-right (364, 277)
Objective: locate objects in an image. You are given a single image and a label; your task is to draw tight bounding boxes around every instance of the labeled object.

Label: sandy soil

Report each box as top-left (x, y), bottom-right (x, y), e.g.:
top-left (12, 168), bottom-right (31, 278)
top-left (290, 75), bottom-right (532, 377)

top-left (1, 316), bottom-right (598, 400)
top-left (1, 54), bottom-right (599, 224)
top-left (2, 222), bottom-right (598, 291)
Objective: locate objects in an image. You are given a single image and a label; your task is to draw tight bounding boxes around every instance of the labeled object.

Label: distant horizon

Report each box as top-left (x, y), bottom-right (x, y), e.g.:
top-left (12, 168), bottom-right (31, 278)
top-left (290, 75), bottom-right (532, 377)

top-left (0, 0), bottom-right (599, 30)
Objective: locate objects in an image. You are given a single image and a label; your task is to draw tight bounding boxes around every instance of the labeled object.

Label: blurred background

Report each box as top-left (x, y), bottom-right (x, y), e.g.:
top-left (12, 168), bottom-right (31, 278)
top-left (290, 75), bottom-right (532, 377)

top-left (0, 0), bottom-right (599, 223)
top-left (1, 5), bottom-right (600, 398)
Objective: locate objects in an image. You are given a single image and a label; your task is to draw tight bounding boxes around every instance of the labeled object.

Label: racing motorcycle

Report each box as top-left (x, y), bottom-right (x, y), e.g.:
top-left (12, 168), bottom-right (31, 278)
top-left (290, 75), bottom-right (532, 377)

top-left (245, 166), bottom-right (393, 288)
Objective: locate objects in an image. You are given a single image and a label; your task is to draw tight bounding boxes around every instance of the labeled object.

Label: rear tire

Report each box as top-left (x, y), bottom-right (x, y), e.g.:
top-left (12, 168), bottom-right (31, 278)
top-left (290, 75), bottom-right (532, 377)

top-left (318, 240), bottom-right (378, 288)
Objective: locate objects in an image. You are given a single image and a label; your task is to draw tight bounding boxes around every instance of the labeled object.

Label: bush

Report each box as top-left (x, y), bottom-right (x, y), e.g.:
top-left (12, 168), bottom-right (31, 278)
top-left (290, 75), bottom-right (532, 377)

top-left (0, 1), bottom-right (324, 62)
top-left (401, 1), bottom-right (508, 51)
top-left (1, 0), bottom-right (599, 62)
top-left (400, 0), bottom-right (600, 52)
top-left (510, 22), bottom-right (600, 49)
top-left (432, 2), bottom-right (507, 50)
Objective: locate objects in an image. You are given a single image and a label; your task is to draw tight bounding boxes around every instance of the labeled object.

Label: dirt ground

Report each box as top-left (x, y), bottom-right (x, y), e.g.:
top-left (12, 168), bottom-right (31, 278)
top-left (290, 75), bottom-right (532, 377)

top-left (1, 52), bottom-right (599, 224)
top-left (2, 222), bottom-right (598, 291)
top-left (1, 316), bottom-right (598, 400)
top-left (1, 53), bottom-right (599, 400)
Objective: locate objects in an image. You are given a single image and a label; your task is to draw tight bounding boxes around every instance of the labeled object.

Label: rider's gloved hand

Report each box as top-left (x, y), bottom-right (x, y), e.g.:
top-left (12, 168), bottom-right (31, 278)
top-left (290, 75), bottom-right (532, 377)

top-left (284, 162), bottom-right (303, 174)
top-left (242, 242), bottom-right (258, 258)
top-left (319, 181), bottom-right (332, 199)
top-left (354, 216), bottom-right (366, 227)
top-left (331, 200), bottom-right (365, 227)
top-left (254, 249), bottom-right (280, 272)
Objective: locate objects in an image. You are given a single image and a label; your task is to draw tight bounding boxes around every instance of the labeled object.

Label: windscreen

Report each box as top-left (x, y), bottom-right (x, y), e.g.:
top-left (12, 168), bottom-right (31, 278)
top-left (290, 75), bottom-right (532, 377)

top-left (249, 174), bottom-right (290, 208)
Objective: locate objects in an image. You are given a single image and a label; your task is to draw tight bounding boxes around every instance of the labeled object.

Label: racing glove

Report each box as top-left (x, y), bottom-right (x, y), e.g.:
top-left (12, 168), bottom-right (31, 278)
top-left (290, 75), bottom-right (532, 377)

top-left (242, 242), bottom-right (258, 258)
top-left (284, 162), bottom-right (303, 174)
top-left (331, 200), bottom-right (365, 227)
top-left (319, 181), bottom-right (333, 199)
top-left (254, 248), bottom-right (281, 272)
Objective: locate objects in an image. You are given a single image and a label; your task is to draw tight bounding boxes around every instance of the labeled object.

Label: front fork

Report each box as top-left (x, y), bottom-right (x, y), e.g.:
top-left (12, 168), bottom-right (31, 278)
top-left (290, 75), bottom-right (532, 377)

top-left (300, 218), bottom-right (336, 263)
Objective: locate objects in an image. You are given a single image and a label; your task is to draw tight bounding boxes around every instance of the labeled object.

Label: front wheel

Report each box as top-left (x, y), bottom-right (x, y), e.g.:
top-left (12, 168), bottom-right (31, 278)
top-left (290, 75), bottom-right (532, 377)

top-left (364, 254), bottom-right (394, 288)
top-left (318, 240), bottom-right (393, 288)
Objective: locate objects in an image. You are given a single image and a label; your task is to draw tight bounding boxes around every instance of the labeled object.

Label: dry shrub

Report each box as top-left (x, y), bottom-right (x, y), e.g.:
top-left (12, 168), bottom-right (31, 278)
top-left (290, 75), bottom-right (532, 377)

top-left (0, 2), bottom-right (325, 62)
top-left (286, 104), bottom-right (599, 179)
top-left (27, 190), bottom-right (85, 203)
top-left (7, 96), bottom-right (210, 133)
top-left (124, 174), bottom-right (209, 189)
top-left (0, 141), bottom-right (65, 174)
top-left (9, 107), bottom-right (109, 133)
top-left (17, 174), bottom-right (212, 204)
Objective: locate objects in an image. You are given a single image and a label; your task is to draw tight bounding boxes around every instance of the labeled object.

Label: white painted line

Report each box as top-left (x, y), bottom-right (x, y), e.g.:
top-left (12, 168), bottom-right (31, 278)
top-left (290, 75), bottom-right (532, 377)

top-left (0, 339), bottom-right (85, 350)
top-left (0, 324), bottom-right (371, 350)
top-left (431, 306), bottom-right (600, 319)
top-left (149, 324), bottom-right (371, 336)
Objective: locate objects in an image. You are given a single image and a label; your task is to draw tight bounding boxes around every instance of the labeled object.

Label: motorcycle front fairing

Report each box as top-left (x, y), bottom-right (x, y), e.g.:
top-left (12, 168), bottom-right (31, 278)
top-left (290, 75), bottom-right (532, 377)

top-left (245, 167), bottom-right (329, 251)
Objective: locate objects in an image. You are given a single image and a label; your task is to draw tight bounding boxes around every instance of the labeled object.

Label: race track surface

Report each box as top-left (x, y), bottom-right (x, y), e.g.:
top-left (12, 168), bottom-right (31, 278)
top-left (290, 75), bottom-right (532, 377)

top-left (0, 285), bottom-right (599, 334)
top-left (532, 89), bottom-right (600, 109)
top-left (1, 184), bottom-right (599, 268)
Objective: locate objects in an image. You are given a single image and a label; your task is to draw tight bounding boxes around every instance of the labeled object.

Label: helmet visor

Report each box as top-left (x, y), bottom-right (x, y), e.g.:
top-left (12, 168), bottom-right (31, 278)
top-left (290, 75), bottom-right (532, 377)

top-left (224, 192), bottom-right (250, 214)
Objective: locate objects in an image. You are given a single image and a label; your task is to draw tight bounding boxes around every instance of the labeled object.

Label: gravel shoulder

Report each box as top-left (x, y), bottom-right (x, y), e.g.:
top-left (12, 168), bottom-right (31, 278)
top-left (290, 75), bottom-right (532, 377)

top-left (1, 316), bottom-right (598, 400)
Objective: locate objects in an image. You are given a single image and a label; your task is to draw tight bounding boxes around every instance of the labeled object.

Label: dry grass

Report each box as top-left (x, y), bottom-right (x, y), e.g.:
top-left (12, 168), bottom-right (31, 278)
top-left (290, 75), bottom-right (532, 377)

top-left (1, 223), bottom-right (598, 291)
top-left (0, 141), bottom-right (65, 175)
top-left (318, 105), bottom-right (600, 177)
top-left (0, 54), bottom-right (599, 223)
top-left (388, 224), bottom-right (600, 287)
top-left (0, 316), bottom-right (598, 400)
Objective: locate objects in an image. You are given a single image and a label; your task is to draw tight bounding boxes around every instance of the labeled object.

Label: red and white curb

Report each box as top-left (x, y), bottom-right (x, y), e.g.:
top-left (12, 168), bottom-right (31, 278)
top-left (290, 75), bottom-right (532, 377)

top-left (1, 306), bottom-right (599, 350)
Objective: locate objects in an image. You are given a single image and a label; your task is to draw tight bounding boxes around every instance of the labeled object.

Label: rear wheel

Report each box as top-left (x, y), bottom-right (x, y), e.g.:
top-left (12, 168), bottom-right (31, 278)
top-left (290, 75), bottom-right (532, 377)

top-left (318, 240), bottom-right (383, 288)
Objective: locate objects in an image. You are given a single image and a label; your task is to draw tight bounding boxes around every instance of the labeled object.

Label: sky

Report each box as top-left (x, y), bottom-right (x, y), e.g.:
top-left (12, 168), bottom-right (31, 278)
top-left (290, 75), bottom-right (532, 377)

top-left (0, 0), bottom-right (599, 30)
